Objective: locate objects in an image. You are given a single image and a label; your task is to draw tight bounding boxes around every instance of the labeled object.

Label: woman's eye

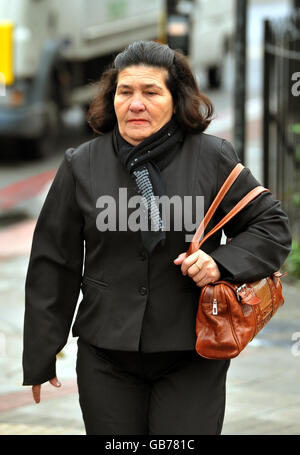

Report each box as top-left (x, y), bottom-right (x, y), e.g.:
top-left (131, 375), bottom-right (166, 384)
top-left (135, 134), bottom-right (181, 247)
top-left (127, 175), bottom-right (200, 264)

top-left (147, 92), bottom-right (157, 95)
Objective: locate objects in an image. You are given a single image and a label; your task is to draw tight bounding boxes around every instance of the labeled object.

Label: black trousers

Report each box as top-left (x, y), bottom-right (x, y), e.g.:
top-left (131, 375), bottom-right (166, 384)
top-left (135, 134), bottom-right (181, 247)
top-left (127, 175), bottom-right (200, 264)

top-left (76, 338), bottom-right (230, 435)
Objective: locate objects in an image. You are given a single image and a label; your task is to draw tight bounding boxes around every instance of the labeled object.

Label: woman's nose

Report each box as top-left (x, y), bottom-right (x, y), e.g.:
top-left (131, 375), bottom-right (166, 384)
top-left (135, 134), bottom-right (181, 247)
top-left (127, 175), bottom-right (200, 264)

top-left (129, 98), bottom-right (146, 112)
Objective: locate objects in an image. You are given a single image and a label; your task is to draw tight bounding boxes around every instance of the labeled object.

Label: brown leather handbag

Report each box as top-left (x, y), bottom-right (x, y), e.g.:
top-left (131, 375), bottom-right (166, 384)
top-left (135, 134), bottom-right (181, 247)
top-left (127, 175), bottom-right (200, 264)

top-left (187, 163), bottom-right (286, 360)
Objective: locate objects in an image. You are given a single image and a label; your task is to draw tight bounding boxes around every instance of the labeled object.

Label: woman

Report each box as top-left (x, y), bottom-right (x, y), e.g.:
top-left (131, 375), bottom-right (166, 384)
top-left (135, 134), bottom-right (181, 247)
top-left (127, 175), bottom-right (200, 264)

top-left (22, 41), bottom-right (291, 435)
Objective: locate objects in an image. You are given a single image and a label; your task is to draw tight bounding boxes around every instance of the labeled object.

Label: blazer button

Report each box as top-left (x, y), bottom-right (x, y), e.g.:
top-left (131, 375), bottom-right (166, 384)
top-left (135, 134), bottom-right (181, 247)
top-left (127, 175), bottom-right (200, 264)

top-left (139, 250), bottom-right (147, 261)
top-left (139, 286), bottom-right (147, 296)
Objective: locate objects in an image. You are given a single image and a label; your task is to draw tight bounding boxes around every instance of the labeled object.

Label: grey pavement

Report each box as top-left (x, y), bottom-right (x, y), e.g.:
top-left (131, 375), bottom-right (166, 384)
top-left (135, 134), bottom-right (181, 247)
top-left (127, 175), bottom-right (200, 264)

top-left (0, 251), bottom-right (299, 435)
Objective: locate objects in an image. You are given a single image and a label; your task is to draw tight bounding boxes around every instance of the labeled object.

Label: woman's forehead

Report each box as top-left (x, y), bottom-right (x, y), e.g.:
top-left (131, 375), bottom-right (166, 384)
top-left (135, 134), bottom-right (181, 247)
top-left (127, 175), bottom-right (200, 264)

top-left (116, 65), bottom-right (168, 87)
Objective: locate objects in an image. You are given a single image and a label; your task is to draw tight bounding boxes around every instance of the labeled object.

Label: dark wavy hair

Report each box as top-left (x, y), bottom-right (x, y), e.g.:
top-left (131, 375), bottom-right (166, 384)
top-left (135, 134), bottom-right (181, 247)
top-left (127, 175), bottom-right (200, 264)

top-left (86, 40), bottom-right (214, 135)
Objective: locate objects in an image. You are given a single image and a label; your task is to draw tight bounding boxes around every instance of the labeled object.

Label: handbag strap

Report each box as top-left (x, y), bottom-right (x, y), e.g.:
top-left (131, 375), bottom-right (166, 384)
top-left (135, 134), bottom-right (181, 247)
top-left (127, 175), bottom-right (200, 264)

top-left (196, 163), bottom-right (245, 236)
top-left (187, 164), bottom-right (270, 255)
top-left (187, 162), bottom-right (244, 254)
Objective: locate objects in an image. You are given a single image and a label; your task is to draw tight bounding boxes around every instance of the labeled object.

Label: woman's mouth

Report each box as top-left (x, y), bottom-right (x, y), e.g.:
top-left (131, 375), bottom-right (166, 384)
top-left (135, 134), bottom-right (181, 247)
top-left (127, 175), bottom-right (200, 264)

top-left (128, 119), bottom-right (149, 125)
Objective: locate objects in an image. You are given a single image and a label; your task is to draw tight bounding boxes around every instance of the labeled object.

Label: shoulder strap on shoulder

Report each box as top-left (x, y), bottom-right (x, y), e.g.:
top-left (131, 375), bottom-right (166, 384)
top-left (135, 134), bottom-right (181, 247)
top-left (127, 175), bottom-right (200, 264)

top-left (187, 163), bottom-right (269, 255)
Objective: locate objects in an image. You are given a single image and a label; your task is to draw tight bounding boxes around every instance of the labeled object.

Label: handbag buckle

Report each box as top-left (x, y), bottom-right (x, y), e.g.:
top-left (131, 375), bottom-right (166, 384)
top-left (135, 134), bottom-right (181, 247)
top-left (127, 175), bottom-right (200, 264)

top-left (236, 284), bottom-right (247, 301)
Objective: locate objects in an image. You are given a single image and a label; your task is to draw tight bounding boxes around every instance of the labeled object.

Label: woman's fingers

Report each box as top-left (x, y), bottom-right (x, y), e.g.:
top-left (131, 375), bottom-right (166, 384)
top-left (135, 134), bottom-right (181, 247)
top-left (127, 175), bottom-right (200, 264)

top-left (32, 377), bottom-right (61, 404)
top-left (192, 257), bottom-right (220, 285)
top-left (194, 270), bottom-right (211, 287)
top-left (184, 251), bottom-right (207, 276)
top-left (174, 250), bottom-right (220, 285)
top-left (32, 384), bottom-right (41, 403)
top-left (49, 377), bottom-right (61, 388)
top-left (173, 252), bottom-right (187, 265)
top-left (173, 251), bottom-right (198, 273)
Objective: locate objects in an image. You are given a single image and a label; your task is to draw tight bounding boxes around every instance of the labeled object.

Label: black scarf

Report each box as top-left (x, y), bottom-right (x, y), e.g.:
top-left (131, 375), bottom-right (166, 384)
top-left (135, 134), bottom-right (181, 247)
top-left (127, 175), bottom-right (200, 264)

top-left (113, 117), bottom-right (184, 253)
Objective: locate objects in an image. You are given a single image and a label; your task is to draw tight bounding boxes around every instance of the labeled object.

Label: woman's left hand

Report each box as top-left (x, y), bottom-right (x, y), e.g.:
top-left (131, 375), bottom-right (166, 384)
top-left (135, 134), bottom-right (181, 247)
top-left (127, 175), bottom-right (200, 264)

top-left (173, 250), bottom-right (221, 287)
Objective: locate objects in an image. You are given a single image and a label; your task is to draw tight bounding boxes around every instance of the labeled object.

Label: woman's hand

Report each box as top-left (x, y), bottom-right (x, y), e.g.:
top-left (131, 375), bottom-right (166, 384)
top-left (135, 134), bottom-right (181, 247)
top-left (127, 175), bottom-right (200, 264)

top-left (173, 250), bottom-right (221, 287)
top-left (32, 377), bottom-right (61, 403)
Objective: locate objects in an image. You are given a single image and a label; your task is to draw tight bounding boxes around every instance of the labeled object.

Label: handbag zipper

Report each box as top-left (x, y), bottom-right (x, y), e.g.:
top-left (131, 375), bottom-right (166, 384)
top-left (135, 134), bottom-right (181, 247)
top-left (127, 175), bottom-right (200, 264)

top-left (212, 298), bottom-right (218, 315)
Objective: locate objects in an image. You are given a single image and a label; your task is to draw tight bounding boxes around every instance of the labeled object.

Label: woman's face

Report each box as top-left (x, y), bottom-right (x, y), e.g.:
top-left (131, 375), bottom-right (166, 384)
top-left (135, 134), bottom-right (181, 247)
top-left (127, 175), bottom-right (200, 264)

top-left (114, 65), bottom-right (174, 146)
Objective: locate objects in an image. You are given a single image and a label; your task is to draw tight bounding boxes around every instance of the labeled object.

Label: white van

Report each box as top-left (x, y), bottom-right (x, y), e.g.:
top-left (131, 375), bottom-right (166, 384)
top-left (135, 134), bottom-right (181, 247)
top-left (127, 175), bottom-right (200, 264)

top-left (167, 0), bottom-right (235, 88)
top-left (0, 0), bottom-right (163, 156)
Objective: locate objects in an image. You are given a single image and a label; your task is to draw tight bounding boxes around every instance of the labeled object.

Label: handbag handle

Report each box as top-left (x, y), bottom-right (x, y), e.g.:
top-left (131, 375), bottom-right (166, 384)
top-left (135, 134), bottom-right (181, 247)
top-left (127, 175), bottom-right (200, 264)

top-left (187, 163), bottom-right (270, 256)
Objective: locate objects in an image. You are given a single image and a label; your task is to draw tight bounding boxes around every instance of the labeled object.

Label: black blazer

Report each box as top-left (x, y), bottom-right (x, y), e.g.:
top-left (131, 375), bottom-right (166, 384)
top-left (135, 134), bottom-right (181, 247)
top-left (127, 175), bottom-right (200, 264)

top-left (22, 131), bottom-right (291, 385)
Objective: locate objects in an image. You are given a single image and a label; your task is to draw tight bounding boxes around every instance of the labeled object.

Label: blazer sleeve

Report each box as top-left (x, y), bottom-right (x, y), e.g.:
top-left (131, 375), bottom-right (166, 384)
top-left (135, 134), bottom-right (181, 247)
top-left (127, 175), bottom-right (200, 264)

top-left (22, 148), bottom-right (84, 386)
top-left (209, 139), bottom-right (292, 282)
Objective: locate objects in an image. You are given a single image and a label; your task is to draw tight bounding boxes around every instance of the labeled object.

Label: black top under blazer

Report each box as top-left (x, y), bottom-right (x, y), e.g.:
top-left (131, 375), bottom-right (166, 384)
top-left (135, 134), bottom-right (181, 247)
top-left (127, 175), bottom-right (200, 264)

top-left (22, 131), bottom-right (292, 385)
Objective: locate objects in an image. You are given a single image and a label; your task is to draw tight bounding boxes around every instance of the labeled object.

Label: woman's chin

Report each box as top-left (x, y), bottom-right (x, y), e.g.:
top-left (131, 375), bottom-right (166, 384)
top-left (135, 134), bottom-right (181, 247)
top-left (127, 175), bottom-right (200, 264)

top-left (124, 130), bottom-right (152, 145)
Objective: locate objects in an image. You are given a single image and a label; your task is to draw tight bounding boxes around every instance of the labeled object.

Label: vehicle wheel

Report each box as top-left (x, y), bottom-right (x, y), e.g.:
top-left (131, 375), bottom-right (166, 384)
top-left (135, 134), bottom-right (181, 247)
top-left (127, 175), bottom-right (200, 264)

top-left (208, 65), bottom-right (222, 89)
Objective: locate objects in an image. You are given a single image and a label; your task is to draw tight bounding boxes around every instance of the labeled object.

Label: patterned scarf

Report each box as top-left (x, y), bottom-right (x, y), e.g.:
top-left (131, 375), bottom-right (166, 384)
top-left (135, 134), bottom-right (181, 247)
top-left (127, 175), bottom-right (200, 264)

top-left (113, 117), bottom-right (184, 253)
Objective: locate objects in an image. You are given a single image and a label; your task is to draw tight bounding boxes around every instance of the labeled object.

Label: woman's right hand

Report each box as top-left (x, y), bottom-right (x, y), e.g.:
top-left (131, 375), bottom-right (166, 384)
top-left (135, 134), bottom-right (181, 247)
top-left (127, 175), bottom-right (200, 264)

top-left (32, 377), bottom-right (61, 403)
